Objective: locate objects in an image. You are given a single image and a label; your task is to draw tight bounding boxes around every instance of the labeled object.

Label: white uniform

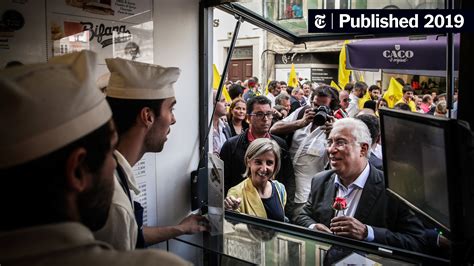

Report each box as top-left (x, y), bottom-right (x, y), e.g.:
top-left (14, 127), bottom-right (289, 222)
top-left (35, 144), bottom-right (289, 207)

top-left (0, 222), bottom-right (190, 266)
top-left (94, 150), bottom-right (140, 250)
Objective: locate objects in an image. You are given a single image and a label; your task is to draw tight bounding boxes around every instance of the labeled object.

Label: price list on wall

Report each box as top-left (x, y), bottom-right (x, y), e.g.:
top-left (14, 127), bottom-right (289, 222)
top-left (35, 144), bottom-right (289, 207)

top-left (132, 153), bottom-right (157, 226)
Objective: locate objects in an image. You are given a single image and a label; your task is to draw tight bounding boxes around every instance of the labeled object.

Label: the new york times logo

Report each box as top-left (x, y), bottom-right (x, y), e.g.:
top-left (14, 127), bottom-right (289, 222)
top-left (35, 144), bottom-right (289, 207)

top-left (308, 10), bottom-right (472, 33)
top-left (314, 14), bottom-right (326, 29)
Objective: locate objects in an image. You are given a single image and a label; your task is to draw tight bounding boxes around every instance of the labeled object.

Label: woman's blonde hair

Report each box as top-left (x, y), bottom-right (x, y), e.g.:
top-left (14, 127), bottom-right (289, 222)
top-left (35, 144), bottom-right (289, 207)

top-left (243, 138), bottom-right (281, 179)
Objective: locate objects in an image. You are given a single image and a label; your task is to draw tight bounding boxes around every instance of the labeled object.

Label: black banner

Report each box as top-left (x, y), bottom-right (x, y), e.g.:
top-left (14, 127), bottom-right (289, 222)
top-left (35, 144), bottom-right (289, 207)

top-left (308, 10), bottom-right (474, 33)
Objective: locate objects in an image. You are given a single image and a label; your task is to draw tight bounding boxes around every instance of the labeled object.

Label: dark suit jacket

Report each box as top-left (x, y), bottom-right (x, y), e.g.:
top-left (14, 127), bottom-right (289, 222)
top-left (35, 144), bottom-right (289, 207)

top-left (369, 152), bottom-right (383, 171)
top-left (220, 129), bottom-right (297, 219)
top-left (294, 164), bottom-right (427, 252)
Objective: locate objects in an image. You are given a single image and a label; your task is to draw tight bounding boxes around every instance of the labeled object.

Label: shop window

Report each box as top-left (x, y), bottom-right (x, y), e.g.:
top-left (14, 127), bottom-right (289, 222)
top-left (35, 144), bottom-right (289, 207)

top-left (324, 0), bottom-right (350, 9)
top-left (279, 0), bottom-right (304, 20)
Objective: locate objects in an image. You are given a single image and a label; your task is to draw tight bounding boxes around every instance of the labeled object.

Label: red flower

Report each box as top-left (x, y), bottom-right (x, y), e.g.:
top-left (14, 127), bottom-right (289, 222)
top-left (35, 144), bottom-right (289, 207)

top-left (332, 197), bottom-right (347, 211)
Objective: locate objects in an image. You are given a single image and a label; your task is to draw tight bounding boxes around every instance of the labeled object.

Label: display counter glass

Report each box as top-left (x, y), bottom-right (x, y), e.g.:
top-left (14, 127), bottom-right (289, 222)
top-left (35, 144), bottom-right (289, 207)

top-left (173, 211), bottom-right (448, 265)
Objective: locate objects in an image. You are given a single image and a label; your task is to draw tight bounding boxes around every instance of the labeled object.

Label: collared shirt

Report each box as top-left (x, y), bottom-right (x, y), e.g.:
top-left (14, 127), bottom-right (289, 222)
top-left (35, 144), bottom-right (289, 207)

top-left (372, 143), bottom-right (383, 160)
top-left (334, 163), bottom-right (375, 241)
top-left (94, 150), bottom-right (139, 250)
top-left (212, 119), bottom-right (228, 154)
top-left (283, 106), bottom-right (329, 203)
top-left (247, 128), bottom-right (270, 142)
top-left (0, 222), bottom-right (190, 266)
top-left (347, 93), bottom-right (360, 117)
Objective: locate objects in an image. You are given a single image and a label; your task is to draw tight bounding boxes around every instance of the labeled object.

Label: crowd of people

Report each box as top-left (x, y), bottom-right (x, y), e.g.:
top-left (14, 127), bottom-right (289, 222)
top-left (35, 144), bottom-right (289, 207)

top-left (0, 50), bottom-right (453, 265)
top-left (217, 76), bottom-right (453, 255)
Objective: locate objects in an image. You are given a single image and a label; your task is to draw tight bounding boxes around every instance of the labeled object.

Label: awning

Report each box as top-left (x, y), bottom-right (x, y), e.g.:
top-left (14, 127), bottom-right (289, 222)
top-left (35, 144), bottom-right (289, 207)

top-left (346, 35), bottom-right (460, 77)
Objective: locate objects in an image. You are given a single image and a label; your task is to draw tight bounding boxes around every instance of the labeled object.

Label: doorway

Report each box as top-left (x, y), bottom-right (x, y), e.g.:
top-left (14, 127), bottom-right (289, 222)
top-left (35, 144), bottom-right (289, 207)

top-left (228, 59), bottom-right (252, 82)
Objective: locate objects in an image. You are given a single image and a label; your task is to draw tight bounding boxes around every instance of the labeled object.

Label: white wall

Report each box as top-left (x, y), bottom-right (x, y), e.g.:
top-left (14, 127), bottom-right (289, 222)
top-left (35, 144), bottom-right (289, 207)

top-left (213, 8), bottom-right (265, 80)
top-left (153, 0), bottom-right (202, 263)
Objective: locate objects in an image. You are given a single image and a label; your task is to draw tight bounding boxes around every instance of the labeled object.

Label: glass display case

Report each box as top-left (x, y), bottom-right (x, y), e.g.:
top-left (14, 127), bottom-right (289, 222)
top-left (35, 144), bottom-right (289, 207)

top-left (172, 211), bottom-right (448, 265)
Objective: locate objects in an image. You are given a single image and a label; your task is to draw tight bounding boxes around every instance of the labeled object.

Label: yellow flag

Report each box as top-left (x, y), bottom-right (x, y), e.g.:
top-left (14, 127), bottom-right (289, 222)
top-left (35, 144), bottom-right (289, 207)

top-left (264, 79), bottom-right (271, 95)
top-left (330, 80), bottom-right (341, 91)
top-left (358, 89), bottom-right (372, 110)
top-left (359, 74), bottom-right (365, 82)
top-left (287, 63), bottom-right (298, 88)
top-left (383, 77), bottom-right (404, 108)
top-left (338, 40), bottom-right (351, 88)
top-left (212, 64), bottom-right (231, 102)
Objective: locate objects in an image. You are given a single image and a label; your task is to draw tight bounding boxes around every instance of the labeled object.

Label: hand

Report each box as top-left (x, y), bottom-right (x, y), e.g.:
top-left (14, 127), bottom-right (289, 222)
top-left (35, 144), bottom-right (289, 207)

top-left (314, 223), bottom-right (332, 233)
top-left (330, 216), bottom-right (368, 240)
top-left (224, 196), bottom-right (241, 210)
top-left (178, 214), bottom-right (209, 234)
top-left (298, 108), bottom-right (316, 127)
top-left (320, 115), bottom-right (335, 136)
top-left (272, 108), bottom-right (283, 119)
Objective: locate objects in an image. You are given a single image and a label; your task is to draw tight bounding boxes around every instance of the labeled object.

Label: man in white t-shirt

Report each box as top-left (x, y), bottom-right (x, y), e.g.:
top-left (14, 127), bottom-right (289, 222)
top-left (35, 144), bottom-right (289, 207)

top-left (346, 81), bottom-right (368, 117)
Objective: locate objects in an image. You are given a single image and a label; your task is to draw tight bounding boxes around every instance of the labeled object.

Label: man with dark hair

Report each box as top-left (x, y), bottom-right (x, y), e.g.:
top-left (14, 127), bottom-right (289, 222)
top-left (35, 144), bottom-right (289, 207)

top-left (355, 114), bottom-right (383, 171)
top-left (347, 81), bottom-right (368, 117)
top-left (302, 82), bottom-right (312, 105)
top-left (344, 82), bottom-right (354, 93)
top-left (395, 85), bottom-right (416, 112)
top-left (368, 85), bottom-right (381, 101)
top-left (220, 96), bottom-right (296, 219)
top-left (228, 83), bottom-right (244, 100)
top-left (96, 58), bottom-right (207, 251)
top-left (0, 51), bottom-right (189, 265)
top-left (363, 100), bottom-right (377, 113)
top-left (280, 81), bottom-right (288, 92)
top-left (266, 80), bottom-right (281, 106)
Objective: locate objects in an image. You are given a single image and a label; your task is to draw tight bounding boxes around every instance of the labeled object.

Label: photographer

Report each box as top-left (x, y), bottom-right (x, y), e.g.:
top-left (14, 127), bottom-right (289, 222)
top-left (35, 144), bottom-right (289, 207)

top-left (270, 85), bottom-right (339, 220)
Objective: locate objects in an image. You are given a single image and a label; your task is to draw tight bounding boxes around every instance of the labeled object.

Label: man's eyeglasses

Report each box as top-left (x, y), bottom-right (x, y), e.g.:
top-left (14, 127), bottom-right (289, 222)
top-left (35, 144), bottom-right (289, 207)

top-left (342, 98), bottom-right (351, 103)
top-left (326, 139), bottom-right (352, 149)
top-left (250, 112), bottom-right (273, 119)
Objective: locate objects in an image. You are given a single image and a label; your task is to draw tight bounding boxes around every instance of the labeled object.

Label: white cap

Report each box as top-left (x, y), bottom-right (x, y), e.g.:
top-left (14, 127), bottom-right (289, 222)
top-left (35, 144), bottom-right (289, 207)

top-left (0, 51), bottom-right (112, 168)
top-left (96, 72), bottom-right (110, 91)
top-left (105, 58), bottom-right (181, 100)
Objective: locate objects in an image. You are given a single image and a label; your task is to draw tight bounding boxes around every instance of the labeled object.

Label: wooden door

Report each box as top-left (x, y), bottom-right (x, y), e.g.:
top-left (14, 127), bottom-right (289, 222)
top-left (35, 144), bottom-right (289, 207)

top-left (228, 59), bottom-right (252, 82)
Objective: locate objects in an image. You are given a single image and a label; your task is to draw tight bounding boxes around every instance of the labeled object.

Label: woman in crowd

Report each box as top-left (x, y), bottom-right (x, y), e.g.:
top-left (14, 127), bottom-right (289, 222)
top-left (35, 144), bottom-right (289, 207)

top-left (224, 138), bottom-right (287, 222)
top-left (226, 97), bottom-right (249, 136)
top-left (376, 98), bottom-right (388, 116)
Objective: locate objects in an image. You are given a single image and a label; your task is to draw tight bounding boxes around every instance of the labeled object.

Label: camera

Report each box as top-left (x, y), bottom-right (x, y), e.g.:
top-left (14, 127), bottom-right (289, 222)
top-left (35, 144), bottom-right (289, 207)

top-left (313, 105), bottom-right (332, 126)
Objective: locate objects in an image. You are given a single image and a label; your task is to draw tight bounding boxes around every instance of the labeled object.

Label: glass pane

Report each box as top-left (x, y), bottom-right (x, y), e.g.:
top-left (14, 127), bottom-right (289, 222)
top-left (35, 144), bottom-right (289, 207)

top-left (231, 0), bottom-right (445, 37)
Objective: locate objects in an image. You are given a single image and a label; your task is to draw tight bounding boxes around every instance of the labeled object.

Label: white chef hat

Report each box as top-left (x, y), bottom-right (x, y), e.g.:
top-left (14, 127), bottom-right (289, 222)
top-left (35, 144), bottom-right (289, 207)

top-left (0, 51), bottom-right (112, 169)
top-left (96, 72), bottom-right (110, 92)
top-left (105, 58), bottom-right (181, 100)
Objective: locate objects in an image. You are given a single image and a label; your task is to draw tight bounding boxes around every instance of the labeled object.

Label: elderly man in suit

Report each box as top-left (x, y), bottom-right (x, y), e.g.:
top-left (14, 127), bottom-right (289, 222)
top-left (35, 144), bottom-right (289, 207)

top-left (294, 118), bottom-right (427, 252)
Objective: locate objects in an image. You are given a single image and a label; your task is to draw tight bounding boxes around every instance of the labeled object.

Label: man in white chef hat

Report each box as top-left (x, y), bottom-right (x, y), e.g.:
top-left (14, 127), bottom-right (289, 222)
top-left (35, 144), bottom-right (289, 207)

top-left (94, 58), bottom-right (208, 250)
top-left (0, 51), bottom-right (189, 266)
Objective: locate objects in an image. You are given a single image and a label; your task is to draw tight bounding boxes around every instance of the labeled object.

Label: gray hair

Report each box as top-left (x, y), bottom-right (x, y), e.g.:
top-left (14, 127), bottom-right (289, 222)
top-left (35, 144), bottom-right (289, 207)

top-left (291, 87), bottom-right (303, 96)
top-left (330, 118), bottom-right (372, 158)
top-left (243, 138), bottom-right (281, 179)
top-left (275, 93), bottom-right (290, 105)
